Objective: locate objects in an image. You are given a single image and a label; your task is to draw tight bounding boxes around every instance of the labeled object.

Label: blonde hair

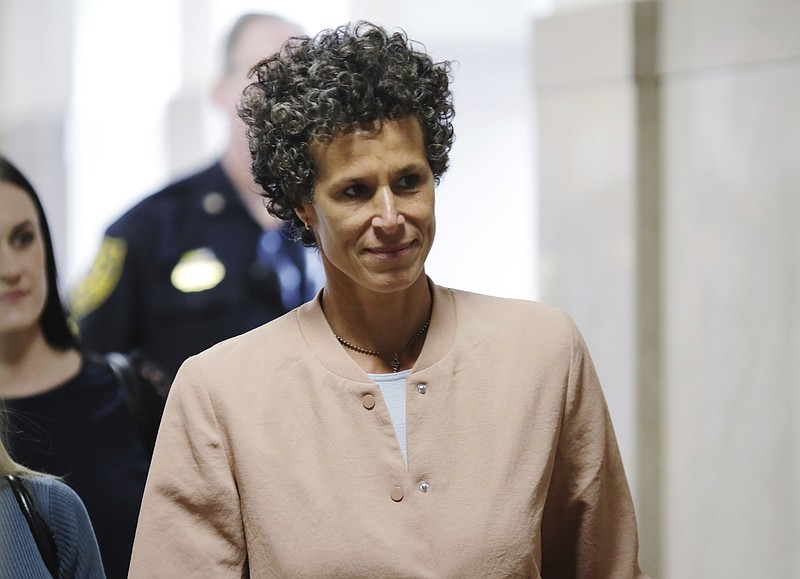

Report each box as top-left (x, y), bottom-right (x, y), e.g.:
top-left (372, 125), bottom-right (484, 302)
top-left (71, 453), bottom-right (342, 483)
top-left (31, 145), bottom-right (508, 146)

top-left (0, 440), bottom-right (41, 478)
top-left (0, 403), bottom-right (41, 477)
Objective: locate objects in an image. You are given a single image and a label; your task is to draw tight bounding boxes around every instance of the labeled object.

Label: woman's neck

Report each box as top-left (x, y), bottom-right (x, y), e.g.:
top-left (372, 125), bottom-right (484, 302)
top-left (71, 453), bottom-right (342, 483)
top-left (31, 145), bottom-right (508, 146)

top-left (0, 329), bottom-right (81, 399)
top-left (321, 275), bottom-right (432, 373)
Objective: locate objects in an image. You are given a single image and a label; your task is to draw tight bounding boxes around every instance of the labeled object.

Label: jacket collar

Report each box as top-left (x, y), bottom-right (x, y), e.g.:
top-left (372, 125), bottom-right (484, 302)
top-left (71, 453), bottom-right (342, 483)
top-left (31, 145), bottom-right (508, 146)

top-left (296, 278), bottom-right (456, 382)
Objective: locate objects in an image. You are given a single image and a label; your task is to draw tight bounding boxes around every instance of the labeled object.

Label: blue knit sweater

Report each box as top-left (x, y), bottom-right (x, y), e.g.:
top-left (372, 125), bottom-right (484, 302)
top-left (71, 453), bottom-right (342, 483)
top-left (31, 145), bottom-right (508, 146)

top-left (0, 475), bottom-right (105, 578)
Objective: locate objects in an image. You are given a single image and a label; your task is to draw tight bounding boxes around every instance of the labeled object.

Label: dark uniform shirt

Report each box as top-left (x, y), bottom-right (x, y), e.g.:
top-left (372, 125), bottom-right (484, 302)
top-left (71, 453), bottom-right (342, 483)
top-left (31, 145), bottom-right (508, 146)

top-left (70, 162), bottom-right (322, 380)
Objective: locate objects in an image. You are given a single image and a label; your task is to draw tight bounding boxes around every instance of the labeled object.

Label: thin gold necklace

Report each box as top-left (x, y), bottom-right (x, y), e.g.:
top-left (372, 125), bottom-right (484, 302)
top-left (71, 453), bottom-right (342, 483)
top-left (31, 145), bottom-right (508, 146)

top-left (335, 319), bottom-right (431, 372)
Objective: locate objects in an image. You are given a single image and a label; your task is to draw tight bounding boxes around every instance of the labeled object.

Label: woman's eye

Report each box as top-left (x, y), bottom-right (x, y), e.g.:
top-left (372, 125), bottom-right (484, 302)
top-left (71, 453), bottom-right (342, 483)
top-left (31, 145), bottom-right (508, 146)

top-left (11, 230), bottom-right (36, 249)
top-left (398, 174), bottom-right (420, 190)
top-left (343, 184), bottom-right (369, 198)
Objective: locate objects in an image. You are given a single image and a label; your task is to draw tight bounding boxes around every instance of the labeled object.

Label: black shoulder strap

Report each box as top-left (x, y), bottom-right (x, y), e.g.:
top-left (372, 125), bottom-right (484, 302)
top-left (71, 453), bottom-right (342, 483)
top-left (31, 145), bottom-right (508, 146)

top-left (5, 474), bottom-right (60, 578)
top-left (106, 351), bottom-right (156, 454)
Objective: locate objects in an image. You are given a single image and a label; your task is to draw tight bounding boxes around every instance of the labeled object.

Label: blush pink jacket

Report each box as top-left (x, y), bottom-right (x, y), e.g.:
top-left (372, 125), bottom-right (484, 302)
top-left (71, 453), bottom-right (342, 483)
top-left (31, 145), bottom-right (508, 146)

top-left (129, 282), bottom-right (648, 578)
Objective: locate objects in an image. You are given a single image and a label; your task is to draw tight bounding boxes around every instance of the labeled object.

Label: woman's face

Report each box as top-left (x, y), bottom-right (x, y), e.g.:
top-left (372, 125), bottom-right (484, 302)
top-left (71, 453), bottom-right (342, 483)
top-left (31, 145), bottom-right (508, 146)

top-left (297, 116), bottom-right (436, 297)
top-left (0, 182), bottom-right (48, 338)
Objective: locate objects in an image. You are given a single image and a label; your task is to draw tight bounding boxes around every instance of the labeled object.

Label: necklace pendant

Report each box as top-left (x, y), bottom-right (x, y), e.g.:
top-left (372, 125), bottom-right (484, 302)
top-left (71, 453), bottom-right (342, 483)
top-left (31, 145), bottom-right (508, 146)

top-left (391, 353), bottom-right (401, 373)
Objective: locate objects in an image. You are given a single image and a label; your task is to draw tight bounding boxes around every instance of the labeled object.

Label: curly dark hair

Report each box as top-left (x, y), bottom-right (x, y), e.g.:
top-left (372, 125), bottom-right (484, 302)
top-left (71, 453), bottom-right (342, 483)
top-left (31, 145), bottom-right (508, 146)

top-left (239, 21), bottom-right (455, 247)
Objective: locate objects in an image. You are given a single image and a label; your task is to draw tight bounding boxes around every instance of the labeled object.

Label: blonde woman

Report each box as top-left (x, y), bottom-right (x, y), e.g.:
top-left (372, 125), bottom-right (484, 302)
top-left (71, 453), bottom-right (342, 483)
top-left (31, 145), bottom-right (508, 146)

top-left (1, 410), bottom-right (105, 578)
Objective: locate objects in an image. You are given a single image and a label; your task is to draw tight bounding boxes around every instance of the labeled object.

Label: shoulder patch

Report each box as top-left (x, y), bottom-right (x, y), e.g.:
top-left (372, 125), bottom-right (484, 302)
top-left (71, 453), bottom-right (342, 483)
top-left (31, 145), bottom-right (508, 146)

top-left (70, 236), bottom-right (128, 319)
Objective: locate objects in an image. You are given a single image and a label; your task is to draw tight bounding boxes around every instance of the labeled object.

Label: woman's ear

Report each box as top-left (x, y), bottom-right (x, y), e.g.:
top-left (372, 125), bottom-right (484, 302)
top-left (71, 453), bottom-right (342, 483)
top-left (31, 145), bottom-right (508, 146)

top-left (294, 204), bottom-right (313, 228)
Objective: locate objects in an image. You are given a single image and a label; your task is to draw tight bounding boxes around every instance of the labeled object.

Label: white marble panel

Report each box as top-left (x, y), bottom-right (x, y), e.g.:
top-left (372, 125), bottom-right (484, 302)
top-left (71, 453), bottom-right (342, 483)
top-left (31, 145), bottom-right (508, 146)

top-left (662, 57), bottom-right (800, 579)
top-left (535, 2), bottom-right (659, 570)
top-left (660, 0), bottom-right (800, 74)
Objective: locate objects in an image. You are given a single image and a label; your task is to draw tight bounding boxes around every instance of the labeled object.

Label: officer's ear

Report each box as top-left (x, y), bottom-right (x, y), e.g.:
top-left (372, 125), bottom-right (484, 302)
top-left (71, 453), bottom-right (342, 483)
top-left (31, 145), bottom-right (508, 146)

top-left (211, 74), bottom-right (241, 119)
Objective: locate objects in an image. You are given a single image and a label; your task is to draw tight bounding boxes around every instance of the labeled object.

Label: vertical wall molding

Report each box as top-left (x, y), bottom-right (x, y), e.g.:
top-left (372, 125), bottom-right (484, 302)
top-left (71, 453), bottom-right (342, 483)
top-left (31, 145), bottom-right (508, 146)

top-left (632, 3), bottom-right (662, 575)
top-left (535, 2), bottom-right (662, 574)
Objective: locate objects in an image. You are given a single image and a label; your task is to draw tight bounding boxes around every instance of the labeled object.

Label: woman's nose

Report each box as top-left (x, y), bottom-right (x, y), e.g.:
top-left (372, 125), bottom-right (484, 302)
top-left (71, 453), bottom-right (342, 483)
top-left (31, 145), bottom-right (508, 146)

top-left (371, 186), bottom-right (406, 232)
top-left (0, 250), bottom-right (23, 283)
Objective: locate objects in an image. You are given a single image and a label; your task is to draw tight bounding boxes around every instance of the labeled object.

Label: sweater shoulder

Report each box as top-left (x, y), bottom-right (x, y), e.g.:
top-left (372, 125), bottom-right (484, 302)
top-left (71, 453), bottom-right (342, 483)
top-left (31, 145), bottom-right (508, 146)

top-left (28, 477), bottom-right (105, 578)
top-left (26, 476), bottom-right (91, 529)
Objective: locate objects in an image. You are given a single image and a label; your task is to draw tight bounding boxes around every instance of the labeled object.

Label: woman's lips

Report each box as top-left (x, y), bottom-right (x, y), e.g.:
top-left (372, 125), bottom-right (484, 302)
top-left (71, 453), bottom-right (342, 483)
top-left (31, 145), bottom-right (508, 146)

top-left (366, 241), bottom-right (413, 257)
top-left (0, 289), bottom-right (28, 302)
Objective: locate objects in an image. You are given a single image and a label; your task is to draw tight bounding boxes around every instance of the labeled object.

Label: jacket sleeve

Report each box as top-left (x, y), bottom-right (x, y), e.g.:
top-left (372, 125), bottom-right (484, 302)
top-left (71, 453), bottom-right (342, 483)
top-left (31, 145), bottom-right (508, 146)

top-left (69, 232), bottom-right (138, 355)
top-left (128, 358), bottom-right (246, 578)
top-left (540, 315), bottom-right (649, 578)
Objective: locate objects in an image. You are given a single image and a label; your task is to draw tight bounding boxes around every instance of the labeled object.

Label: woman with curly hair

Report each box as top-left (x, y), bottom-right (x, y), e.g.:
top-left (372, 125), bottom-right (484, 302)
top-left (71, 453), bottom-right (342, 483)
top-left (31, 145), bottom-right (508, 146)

top-left (130, 22), bottom-right (648, 578)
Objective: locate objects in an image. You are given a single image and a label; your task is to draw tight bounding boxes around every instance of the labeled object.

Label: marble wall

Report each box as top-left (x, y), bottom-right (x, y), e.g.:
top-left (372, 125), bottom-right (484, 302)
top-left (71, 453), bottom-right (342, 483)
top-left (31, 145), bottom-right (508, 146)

top-left (660, 1), bottom-right (800, 576)
top-left (536, 0), bottom-right (800, 576)
top-left (0, 0), bottom-right (75, 277)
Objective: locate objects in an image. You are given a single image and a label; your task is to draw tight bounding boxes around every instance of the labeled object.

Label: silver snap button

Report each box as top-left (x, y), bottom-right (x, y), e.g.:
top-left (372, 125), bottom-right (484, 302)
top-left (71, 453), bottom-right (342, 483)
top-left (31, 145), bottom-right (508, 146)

top-left (419, 481), bottom-right (430, 493)
top-left (416, 383), bottom-right (427, 395)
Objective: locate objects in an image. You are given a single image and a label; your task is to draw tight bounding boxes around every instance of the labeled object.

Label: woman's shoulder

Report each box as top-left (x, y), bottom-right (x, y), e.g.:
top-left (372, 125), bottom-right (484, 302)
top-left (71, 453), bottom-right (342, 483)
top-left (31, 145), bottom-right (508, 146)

top-left (22, 476), bottom-right (106, 577)
top-left (446, 286), bottom-right (569, 325)
top-left (175, 310), bottom-right (304, 382)
top-left (199, 309), bottom-right (303, 358)
top-left (3, 475), bottom-right (92, 540)
top-left (23, 475), bottom-right (89, 521)
top-left (438, 285), bottom-right (582, 351)
top-left (429, 287), bottom-right (591, 371)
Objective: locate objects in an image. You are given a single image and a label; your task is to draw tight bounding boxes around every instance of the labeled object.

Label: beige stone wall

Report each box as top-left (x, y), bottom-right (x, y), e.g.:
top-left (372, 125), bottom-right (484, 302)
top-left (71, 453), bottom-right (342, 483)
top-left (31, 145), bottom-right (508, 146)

top-left (536, 1), bottom-right (800, 577)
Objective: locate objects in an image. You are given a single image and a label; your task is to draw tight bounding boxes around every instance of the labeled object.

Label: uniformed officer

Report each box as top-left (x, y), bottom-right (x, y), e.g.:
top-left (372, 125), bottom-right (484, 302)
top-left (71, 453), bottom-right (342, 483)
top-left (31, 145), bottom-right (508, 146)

top-left (70, 14), bottom-right (322, 381)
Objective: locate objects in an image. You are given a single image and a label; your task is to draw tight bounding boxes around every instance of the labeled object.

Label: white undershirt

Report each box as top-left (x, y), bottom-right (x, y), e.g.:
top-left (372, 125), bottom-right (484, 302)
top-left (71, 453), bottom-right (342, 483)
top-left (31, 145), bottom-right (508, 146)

top-left (367, 370), bottom-right (411, 467)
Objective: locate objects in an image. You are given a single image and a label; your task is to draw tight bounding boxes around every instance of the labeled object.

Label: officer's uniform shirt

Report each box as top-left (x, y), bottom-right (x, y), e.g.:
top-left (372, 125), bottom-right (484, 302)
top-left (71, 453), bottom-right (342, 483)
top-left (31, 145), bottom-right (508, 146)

top-left (71, 162), bottom-right (322, 381)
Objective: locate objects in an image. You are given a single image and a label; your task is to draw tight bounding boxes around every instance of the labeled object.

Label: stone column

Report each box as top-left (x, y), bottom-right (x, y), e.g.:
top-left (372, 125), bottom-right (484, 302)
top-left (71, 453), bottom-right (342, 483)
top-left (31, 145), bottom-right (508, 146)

top-left (536, 0), bottom-right (800, 576)
top-left (659, 1), bottom-right (800, 576)
top-left (535, 2), bottom-right (662, 573)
